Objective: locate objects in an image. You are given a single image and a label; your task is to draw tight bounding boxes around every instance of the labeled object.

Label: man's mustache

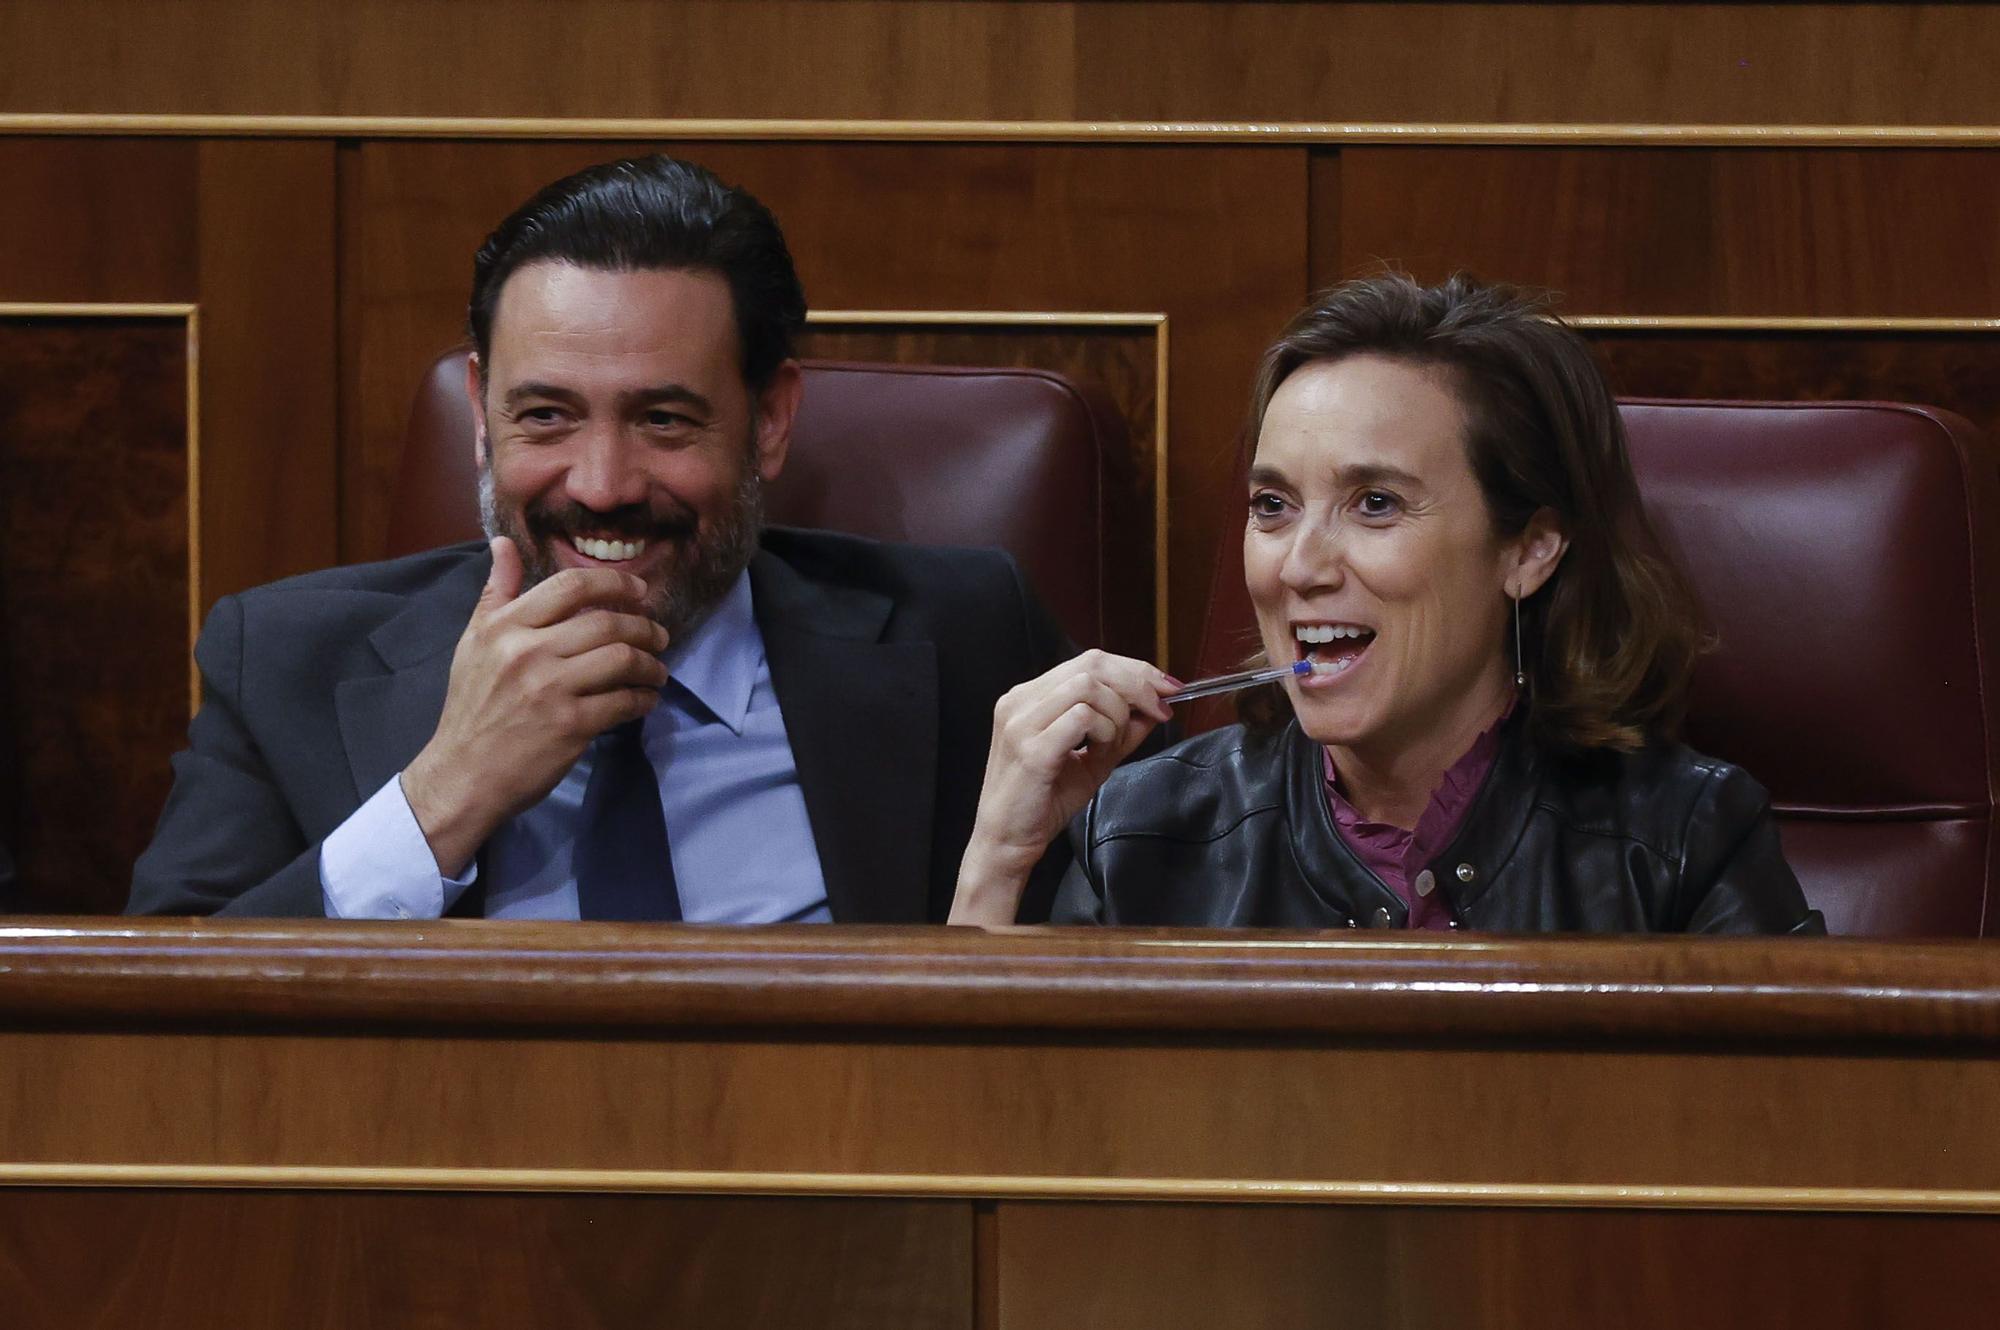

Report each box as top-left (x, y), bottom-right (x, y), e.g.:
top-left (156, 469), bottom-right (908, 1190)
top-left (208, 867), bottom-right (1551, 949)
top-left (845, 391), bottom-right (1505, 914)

top-left (523, 499), bottom-right (699, 543)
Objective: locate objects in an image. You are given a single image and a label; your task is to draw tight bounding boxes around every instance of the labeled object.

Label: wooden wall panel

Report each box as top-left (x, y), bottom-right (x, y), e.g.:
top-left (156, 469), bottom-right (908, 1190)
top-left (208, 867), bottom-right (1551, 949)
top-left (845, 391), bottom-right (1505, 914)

top-left (192, 140), bottom-right (340, 608)
top-left (6, 3), bottom-right (2000, 127)
top-left (1329, 148), bottom-right (2000, 317)
top-left (0, 139), bottom-right (196, 301)
top-left (0, 1190), bottom-right (972, 1330)
top-left (0, 138), bottom-right (337, 611)
top-left (1588, 331), bottom-right (2000, 452)
top-left (995, 1203), bottom-right (2000, 1330)
top-left (344, 140), bottom-right (1305, 672)
top-left (0, 319), bottom-right (187, 913)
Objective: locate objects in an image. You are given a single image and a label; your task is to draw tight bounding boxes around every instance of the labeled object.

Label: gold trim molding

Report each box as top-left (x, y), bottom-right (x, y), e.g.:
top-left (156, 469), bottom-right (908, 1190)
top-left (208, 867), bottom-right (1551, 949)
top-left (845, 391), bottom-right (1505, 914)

top-left (805, 309), bottom-right (1171, 663)
top-left (1572, 316), bottom-right (2000, 332)
top-left (7, 114), bottom-right (2000, 147)
top-left (0, 302), bottom-right (202, 711)
top-left (4, 1163), bottom-right (1999, 1214)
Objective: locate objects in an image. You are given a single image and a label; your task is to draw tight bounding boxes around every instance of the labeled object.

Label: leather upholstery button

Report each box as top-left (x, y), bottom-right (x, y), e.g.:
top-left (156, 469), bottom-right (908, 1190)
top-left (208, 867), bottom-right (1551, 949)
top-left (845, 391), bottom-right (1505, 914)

top-left (1414, 869), bottom-right (1436, 897)
top-left (1369, 906), bottom-right (1395, 929)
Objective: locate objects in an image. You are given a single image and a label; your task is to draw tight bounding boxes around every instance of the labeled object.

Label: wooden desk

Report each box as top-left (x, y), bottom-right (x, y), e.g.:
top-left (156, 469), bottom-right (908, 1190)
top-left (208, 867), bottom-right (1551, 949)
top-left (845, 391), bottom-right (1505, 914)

top-left (3, 921), bottom-right (1998, 1327)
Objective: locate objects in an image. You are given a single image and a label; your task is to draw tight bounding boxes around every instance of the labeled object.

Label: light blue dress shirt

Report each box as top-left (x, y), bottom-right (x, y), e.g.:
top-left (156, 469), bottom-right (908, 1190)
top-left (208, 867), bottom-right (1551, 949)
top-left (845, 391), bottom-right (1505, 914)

top-left (321, 570), bottom-right (831, 923)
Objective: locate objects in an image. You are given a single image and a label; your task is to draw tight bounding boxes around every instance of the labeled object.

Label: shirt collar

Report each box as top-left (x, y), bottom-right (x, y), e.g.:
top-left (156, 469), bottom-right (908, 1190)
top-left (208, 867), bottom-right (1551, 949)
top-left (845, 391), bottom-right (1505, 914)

top-left (658, 569), bottom-right (763, 735)
top-left (1321, 698), bottom-right (1515, 847)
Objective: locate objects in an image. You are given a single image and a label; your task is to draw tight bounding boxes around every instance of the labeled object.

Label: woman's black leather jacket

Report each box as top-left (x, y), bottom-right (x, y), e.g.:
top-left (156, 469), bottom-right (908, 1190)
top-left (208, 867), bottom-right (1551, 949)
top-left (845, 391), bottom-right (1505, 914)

top-left (1051, 716), bottom-right (1825, 934)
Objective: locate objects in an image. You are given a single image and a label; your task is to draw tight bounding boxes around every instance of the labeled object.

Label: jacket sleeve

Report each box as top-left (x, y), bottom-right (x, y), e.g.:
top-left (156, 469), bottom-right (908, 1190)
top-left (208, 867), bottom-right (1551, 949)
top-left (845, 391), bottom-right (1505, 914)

top-left (1000, 556), bottom-right (1176, 924)
top-left (127, 595), bottom-right (330, 917)
top-left (1049, 806), bottom-right (1108, 924)
top-left (1677, 764), bottom-right (1825, 935)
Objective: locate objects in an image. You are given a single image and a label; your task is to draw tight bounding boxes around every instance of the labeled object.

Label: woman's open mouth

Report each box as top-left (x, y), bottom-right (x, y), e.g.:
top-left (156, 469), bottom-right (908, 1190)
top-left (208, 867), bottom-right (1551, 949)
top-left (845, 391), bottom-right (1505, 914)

top-left (1293, 622), bottom-right (1375, 685)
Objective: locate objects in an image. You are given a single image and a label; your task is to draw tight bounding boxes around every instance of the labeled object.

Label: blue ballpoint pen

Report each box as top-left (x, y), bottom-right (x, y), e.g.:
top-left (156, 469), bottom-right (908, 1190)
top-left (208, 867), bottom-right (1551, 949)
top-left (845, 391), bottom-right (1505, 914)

top-left (1163, 658), bottom-right (1336, 704)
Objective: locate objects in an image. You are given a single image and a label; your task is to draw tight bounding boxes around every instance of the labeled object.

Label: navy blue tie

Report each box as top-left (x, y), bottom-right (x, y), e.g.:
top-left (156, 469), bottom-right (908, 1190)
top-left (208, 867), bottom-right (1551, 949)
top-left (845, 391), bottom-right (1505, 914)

top-left (573, 719), bottom-right (682, 922)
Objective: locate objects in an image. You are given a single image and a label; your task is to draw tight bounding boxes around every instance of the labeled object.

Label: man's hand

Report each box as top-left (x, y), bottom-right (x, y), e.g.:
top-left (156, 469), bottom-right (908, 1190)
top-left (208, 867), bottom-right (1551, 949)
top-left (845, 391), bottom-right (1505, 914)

top-left (401, 537), bottom-right (669, 876)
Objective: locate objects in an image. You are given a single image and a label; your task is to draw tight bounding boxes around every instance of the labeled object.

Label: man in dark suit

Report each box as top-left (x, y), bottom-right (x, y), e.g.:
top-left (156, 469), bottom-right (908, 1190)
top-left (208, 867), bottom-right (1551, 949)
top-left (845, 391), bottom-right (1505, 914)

top-left (130, 155), bottom-right (1121, 923)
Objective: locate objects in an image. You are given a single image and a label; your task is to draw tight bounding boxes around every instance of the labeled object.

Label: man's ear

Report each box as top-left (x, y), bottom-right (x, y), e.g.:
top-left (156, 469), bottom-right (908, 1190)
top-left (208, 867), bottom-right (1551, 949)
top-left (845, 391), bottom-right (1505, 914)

top-left (1507, 507), bottom-right (1569, 600)
top-left (463, 352), bottom-right (489, 467)
top-left (752, 360), bottom-right (804, 484)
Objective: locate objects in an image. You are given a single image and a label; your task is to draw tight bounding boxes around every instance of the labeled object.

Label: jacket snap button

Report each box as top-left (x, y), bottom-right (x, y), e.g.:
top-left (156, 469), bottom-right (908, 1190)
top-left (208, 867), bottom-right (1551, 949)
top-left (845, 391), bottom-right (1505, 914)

top-left (1369, 906), bottom-right (1395, 929)
top-left (1455, 863), bottom-right (1476, 883)
top-left (1448, 920), bottom-right (1462, 930)
top-left (1413, 869), bottom-right (1436, 897)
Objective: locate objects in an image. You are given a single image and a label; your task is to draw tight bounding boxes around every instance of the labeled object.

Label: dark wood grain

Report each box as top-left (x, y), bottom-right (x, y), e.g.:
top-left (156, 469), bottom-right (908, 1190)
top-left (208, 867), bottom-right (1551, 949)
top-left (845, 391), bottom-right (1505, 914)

top-left (2, 926), bottom-right (1999, 1329)
top-left (1329, 148), bottom-right (2000, 317)
top-left (0, 139), bottom-right (196, 302)
top-left (193, 139), bottom-right (340, 607)
top-left (0, 1190), bottom-right (972, 1330)
top-left (1588, 330), bottom-right (2000, 452)
top-left (5, 921), bottom-right (2000, 1045)
top-left (997, 1203), bottom-right (2000, 1330)
top-left (5, 2), bottom-right (2000, 127)
top-left (0, 321), bottom-right (188, 914)
top-left (5, 927), bottom-right (2000, 1200)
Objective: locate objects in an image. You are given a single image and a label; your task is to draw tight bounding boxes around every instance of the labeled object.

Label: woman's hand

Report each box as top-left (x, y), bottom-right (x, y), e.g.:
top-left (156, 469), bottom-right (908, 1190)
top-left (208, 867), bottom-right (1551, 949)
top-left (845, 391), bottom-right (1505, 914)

top-left (949, 650), bottom-right (1177, 925)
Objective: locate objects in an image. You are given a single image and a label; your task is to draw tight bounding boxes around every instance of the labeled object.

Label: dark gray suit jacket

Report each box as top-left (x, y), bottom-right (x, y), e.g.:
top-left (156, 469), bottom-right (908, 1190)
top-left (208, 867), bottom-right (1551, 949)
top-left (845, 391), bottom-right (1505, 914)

top-left (129, 527), bottom-right (1075, 922)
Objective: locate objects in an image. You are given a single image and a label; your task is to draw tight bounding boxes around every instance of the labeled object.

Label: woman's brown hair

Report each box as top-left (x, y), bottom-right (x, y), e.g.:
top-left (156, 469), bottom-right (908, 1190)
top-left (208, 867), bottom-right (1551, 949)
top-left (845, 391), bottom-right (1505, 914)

top-left (1238, 272), bottom-right (1707, 751)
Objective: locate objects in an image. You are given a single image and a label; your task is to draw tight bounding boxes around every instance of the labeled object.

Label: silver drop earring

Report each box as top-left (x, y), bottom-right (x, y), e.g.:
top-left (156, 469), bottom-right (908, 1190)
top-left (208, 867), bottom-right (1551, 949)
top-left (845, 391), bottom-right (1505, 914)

top-left (1512, 593), bottom-right (1526, 689)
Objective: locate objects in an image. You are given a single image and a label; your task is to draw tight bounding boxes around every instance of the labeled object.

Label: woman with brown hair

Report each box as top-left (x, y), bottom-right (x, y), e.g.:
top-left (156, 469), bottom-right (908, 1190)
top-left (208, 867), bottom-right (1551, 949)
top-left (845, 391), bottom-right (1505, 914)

top-left (950, 272), bottom-right (1822, 933)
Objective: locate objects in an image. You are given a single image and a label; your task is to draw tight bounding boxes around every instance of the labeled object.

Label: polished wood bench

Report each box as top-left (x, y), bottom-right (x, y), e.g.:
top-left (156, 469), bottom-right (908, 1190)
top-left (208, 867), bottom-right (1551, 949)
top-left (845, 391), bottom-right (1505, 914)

top-left (4, 920), bottom-right (1998, 1327)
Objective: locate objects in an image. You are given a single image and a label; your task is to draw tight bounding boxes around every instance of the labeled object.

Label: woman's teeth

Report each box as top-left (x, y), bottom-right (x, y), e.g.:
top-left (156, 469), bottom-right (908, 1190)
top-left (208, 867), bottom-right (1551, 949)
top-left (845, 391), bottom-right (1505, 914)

top-left (1295, 624), bottom-right (1371, 644)
top-left (575, 536), bottom-right (646, 562)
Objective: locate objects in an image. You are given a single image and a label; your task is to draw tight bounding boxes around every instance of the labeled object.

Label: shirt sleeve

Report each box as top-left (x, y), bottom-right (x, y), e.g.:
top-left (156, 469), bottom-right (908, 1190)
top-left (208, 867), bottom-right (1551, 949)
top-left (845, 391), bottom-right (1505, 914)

top-left (320, 774), bottom-right (478, 919)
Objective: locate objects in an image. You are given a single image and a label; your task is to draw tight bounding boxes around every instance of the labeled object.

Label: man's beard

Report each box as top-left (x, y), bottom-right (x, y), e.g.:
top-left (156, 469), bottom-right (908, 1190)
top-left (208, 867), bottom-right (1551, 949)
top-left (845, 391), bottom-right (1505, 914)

top-left (478, 449), bottom-right (764, 641)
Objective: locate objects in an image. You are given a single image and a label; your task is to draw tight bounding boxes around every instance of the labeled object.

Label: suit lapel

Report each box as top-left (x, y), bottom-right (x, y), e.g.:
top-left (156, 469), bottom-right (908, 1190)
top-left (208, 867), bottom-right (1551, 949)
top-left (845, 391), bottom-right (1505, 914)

top-left (752, 549), bottom-right (939, 923)
top-left (334, 551), bottom-right (489, 803)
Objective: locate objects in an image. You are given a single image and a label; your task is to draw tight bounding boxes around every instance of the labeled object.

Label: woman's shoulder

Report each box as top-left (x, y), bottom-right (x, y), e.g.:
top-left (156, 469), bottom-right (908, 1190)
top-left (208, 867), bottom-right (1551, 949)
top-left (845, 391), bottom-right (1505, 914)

top-left (1535, 737), bottom-right (1777, 851)
top-left (1087, 723), bottom-right (1294, 845)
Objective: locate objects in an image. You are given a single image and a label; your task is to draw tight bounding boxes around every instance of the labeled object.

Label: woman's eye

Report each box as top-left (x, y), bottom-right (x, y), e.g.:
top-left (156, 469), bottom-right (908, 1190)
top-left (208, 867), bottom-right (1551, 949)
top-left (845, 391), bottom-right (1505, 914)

top-left (1355, 489), bottom-right (1401, 519)
top-left (1248, 492), bottom-right (1288, 520)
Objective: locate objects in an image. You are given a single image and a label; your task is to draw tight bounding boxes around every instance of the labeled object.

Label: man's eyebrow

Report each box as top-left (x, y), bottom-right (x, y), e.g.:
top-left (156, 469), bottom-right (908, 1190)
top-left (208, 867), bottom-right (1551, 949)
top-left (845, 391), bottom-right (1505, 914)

top-left (622, 384), bottom-right (714, 416)
top-left (502, 382), bottom-right (584, 408)
top-left (497, 383), bottom-right (716, 416)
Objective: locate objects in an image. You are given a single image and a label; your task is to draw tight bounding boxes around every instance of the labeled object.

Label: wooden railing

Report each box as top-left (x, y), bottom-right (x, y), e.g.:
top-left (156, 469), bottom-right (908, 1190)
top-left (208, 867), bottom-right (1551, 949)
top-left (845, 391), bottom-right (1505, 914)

top-left (3, 921), bottom-right (1998, 1327)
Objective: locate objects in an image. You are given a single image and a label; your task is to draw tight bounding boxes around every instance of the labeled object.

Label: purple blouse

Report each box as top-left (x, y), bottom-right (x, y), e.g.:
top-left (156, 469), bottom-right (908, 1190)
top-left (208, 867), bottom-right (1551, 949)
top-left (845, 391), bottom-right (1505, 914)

top-left (1321, 712), bottom-right (1508, 930)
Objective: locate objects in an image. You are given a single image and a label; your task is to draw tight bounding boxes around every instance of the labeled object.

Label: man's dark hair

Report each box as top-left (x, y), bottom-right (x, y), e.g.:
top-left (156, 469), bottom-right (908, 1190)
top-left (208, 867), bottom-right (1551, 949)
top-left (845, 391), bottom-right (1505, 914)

top-left (468, 155), bottom-right (807, 392)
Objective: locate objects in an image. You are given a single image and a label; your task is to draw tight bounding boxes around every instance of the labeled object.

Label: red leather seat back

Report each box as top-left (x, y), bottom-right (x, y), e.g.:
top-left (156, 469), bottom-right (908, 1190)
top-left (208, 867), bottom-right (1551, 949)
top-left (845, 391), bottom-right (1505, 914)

top-left (390, 349), bottom-right (1133, 651)
top-left (1193, 400), bottom-right (2000, 937)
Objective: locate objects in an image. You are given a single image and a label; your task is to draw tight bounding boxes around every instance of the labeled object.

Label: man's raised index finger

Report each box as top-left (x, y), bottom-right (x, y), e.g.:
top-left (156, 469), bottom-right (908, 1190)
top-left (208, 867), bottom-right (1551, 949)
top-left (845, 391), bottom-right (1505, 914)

top-left (508, 567), bottom-right (649, 628)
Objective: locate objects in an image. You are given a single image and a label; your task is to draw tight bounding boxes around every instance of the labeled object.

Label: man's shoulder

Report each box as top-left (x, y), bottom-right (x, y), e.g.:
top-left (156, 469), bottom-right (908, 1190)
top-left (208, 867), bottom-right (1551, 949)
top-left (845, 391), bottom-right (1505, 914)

top-left (759, 526), bottom-right (1020, 596)
top-left (213, 542), bottom-right (489, 656)
top-left (234, 542), bottom-right (490, 606)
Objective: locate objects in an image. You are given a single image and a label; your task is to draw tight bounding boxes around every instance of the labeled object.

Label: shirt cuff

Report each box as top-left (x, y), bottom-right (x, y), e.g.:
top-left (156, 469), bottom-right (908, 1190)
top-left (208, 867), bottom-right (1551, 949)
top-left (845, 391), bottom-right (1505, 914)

top-left (320, 774), bottom-right (479, 919)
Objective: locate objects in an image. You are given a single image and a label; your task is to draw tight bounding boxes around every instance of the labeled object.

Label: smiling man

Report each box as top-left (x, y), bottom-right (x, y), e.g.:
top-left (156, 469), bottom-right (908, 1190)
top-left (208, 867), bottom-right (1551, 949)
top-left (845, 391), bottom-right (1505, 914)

top-left (130, 156), bottom-right (1076, 923)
